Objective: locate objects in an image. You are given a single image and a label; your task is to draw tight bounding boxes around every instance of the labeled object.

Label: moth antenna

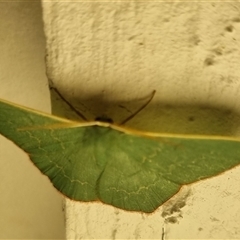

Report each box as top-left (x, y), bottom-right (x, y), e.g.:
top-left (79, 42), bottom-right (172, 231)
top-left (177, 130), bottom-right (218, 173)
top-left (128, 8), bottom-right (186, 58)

top-left (120, 90), bottom-right (156, 125)
top-left (50, 86), bottom-right (88, 121)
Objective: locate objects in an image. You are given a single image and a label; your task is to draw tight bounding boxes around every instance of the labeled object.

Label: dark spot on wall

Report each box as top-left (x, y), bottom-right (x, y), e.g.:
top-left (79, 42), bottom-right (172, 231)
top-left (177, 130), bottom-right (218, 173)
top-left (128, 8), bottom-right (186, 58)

top-left (165, 216), bottom-right (178, 224)
top-left (111, 229), bottom-right (117, 240)
top-left (225, 25), bottom-right (234, 32)
top-left (189, 35), bottom-right (200, 46)
top-left (204, 57), bottom-right (214, 66)
top-left (212, 48), bottom-right (222, 56)
top-left (163, 18), bottom-right (169, 22)
top-left (128, 35), bottom-right (136, 41)
top-left (210, 216), bottom-right (219, 222)
top-left (188, 116), bottom-right (195, 122)
top-left (232, 17), bottom-right (240, 22)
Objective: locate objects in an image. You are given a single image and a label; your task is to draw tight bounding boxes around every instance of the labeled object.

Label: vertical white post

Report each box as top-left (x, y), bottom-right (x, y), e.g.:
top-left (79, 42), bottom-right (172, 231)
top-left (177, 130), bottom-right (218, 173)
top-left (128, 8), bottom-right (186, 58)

top-left (41, 2), bottom-right (240, 239)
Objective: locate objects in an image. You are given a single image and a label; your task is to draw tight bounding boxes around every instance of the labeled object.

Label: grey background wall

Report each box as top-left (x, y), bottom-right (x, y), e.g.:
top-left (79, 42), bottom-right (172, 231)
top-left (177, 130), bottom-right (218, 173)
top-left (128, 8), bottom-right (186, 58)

top-left (0, 2), bottom-right (65, 239)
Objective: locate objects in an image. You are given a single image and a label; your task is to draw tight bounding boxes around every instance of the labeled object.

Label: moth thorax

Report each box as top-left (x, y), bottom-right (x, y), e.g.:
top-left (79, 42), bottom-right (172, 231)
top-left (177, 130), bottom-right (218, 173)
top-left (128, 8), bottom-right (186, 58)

top-left (95, 116), bottom-right (113, 124)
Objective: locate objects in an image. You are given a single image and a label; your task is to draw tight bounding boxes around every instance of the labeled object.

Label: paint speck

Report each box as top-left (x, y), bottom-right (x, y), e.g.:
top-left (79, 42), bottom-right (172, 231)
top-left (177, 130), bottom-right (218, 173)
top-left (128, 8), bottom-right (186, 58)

top-left (188, 116), bottom-right (195, 122)
top-left (212, 48), bottom-right (222, 56)
top-left (232, 17), bottom-right (240, 22)
top-left (165, 216), bottom-right (179, 224)
top-left (111, 229), bottom-right (117, 240)
top-left (190, 35), bottom-right (200, 46)
top-left (204, 57), bottom-right (214, 66)
top-left (128, 35), bottom-right (136, 41)
top-left (210, 216), bottom-right (219, 222)
top-left (225, 25), bottom-right (234, 32)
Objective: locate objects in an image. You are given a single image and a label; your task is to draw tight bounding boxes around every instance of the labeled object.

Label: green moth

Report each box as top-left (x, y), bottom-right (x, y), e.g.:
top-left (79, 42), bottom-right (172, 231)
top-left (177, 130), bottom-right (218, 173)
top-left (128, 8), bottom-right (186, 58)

top-left (0, 97), bottom-right (240, 213)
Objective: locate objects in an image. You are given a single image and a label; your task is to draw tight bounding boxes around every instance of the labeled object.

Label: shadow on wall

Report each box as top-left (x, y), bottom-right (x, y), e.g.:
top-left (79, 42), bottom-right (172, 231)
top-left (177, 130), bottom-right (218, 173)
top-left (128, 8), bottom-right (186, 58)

top-left (50, 87), bottom-right (240, 137)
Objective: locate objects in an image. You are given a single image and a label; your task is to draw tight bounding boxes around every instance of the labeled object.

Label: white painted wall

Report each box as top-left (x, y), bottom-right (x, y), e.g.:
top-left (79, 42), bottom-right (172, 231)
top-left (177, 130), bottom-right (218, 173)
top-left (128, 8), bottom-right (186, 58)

top-left (0, 2), bottom-right (65, 239)
top-left (41, 2), bottom-right (240, 239)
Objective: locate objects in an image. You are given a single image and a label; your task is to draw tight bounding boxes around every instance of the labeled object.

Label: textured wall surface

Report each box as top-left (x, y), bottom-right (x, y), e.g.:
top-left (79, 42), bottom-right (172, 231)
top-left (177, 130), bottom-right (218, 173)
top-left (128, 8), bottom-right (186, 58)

top-left (0, 2), bottom-right (65, 239)
top-left (42, 1), bottom-right (240, 239)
